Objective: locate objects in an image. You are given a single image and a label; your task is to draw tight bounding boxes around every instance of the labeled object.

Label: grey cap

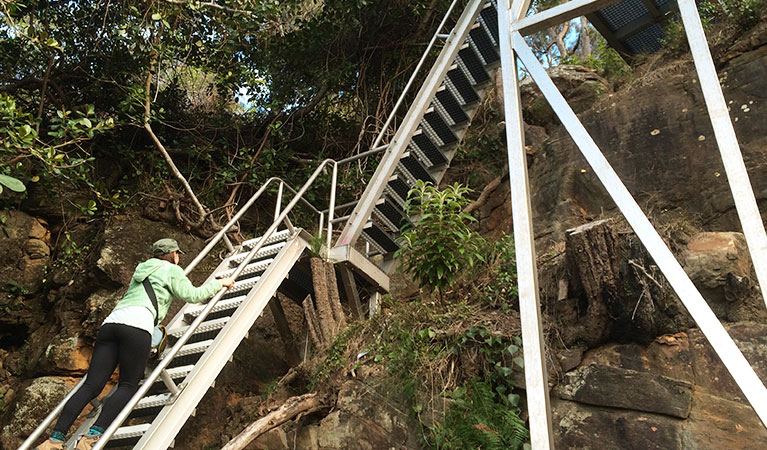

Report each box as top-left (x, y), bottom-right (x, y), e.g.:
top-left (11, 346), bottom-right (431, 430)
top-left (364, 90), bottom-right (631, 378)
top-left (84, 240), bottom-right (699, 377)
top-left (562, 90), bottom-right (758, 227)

top-left (152, 238), bottom-right (185, 257)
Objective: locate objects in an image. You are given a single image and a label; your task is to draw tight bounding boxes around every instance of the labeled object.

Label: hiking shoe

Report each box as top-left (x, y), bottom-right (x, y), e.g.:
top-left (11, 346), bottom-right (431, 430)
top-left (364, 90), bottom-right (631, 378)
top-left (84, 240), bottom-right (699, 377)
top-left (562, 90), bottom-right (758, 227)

top-left (75, 434), bottom-right (99, 450)
top-left (34, 439), bottom-right (64, 450)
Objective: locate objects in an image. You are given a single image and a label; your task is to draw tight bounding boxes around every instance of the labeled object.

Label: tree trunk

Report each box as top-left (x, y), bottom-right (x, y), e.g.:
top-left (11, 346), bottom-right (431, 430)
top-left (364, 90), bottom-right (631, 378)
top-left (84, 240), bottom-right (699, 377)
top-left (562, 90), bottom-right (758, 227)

top-left (310, 257), bottom-right (336, 344)
top-left (578, 17), bottom-right (592, 58)
top-left (326, 263), bottom-right (347, 330)
top-left (302, 294), bottom-right (324, 348)
top-left (221, 393), bottom-right (327, 450)
top-left (549, 22), bottom-right (570, 59)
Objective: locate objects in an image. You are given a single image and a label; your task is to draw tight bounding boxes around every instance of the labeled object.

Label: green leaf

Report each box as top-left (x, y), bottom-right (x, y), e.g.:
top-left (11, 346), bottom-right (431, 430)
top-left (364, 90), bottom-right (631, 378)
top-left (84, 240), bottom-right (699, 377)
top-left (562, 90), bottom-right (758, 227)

top-left (151, 13), bottom-right (162, 20)
top-left (513, 357), bottom-right (524, 368)
top-left (0, 174), bottom-right (26, 192)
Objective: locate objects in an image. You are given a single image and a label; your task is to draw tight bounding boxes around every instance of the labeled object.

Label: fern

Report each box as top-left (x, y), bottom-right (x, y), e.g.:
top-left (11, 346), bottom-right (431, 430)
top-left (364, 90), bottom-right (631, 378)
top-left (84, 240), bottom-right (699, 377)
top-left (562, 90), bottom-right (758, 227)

top-left (429, 380), bottom-right (529, 449)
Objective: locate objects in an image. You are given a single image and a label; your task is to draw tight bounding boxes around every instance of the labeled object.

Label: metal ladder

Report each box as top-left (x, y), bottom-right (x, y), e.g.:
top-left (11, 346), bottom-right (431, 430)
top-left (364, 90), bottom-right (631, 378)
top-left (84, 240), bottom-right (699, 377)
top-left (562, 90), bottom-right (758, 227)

top-left (20, 160), bottom-right (344, 449)
top-left (82, 229), bottom-right (307, 449)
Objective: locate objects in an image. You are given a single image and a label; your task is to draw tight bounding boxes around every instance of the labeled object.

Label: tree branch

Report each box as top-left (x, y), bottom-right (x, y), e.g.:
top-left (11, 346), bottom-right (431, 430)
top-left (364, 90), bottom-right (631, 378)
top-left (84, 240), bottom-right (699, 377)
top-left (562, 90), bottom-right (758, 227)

top-left (159, 0), bottom-right (255, 15)
top-left (35, 54), bottom-right (56, 134)
top-left (143, 50), bottom-right (209, 222)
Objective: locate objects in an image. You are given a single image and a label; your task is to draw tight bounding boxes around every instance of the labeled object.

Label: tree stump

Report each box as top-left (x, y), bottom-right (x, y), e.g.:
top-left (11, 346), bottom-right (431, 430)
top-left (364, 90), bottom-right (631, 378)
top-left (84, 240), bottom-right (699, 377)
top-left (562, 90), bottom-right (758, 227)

top-left (564, 219), bottom-right (621, 346)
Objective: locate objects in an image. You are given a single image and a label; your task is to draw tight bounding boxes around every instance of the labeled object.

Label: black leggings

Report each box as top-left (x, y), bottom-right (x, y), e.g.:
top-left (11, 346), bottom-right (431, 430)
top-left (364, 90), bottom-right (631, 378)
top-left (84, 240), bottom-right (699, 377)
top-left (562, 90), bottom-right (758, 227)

top-left (54, 323), bottom-right (151, 434)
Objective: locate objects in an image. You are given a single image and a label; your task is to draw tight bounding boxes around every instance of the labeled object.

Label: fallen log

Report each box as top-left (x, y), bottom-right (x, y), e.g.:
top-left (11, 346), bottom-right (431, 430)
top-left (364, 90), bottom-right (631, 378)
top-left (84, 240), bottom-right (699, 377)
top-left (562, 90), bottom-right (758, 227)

top-left (220, 393), bottom-right (327, 450)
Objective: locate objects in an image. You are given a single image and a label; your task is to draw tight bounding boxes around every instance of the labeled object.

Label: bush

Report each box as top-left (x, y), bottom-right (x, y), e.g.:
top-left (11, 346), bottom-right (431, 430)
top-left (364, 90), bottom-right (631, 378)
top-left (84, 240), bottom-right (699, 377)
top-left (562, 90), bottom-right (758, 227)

top-left (662, 0), bottom-right (766, 53)
top-left (701, 0), bottom-right (764, 30)
top-left (395, 180), bottom-right (485, 296)
top-left (561, 36), bottom-right (631, 82)
top-left (482, 234), bottom-right (519, 312)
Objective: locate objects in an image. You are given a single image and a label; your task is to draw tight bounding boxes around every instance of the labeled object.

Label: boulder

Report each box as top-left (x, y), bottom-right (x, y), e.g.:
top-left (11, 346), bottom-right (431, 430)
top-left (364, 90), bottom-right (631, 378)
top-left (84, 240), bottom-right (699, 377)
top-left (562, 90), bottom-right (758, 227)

top-left (559, 324), bottom-right (767, 447)
top-left (552, 398), bottom-right (687, 450)
top-left (250, 380), bottom-right (416, 450)
top-left (82, 289), bottom-right (126, 332)
top-left (0, 210), bottom-right (51, 295)
top-left (315, 380), bottom-right (413, 449)
top-left (97, 216), bottom-right (210, 286)
top-left (39, 331), bottom-right (92, 374)
top-left (0, 376), bottom-right (78, 450)
top-left (555, 364), bottom-right (693, 419)
top-left (681, 232), bottom-right (764, 321)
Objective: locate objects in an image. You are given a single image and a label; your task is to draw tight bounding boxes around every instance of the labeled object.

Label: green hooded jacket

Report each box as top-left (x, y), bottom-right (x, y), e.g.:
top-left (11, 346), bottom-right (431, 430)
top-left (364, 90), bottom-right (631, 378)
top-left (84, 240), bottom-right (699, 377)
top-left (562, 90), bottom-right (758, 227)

top-left (113, 258), bottom-right (223, 323)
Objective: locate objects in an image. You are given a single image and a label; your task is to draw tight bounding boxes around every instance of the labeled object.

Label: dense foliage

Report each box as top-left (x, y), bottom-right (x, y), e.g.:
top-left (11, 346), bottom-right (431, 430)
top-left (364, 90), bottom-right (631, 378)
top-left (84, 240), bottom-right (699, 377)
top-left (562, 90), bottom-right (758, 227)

top-left (0, 0), bottom-right (455, 227)
top-left (661, 0), bottom-right (767, 54)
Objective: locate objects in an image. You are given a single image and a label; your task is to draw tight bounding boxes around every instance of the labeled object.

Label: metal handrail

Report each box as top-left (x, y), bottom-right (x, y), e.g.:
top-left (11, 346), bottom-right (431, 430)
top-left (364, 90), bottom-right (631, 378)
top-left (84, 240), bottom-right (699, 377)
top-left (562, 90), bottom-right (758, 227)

top-left (184, 175), bottom-right (325, 275)
top-left (21, 161), bottom-right (339, 450)
top-left (367, 0), bottom-right (461, 153)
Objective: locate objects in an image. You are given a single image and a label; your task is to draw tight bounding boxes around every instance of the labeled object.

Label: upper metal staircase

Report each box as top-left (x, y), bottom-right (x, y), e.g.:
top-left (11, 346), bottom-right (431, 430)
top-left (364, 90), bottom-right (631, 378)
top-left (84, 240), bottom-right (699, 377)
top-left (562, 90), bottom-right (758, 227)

top-left (20, 0), bottom-right (503, 447)
top-left (334, 0), bottom-right (501, 271)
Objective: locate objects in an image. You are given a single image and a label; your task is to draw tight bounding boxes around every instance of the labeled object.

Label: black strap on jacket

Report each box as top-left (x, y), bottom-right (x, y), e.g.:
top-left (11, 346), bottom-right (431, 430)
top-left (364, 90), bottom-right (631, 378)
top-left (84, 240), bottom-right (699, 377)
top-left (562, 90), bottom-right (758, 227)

top-left (142, 278), bottom-right (160, 326)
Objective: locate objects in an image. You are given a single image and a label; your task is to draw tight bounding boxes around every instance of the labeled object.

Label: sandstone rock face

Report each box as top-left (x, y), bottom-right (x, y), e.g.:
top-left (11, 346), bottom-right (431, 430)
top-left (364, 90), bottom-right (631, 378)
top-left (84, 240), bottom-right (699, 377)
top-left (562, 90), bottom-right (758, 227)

top-left (552, 324), bottom-right (767, 448)
top-left (684, 232), bottom-right (752, 288)
top-left (479, 47), bottom-right (767, 248)
top-left (520, 65), bottom-right (610, 125)
top-left (1, 376), bottom-right (78, 450)
top-left (38, 331), bottom-right (92, 374)
top-left (556, 364), bottom-right (693, 418)
top-left (0, 210), bottom-right (51, 294)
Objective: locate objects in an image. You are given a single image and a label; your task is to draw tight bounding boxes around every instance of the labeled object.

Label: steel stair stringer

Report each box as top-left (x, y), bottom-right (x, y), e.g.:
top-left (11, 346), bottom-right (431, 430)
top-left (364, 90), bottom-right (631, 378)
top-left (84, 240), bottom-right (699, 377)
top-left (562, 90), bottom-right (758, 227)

top-left (132, 229), bottom-right (310, 449)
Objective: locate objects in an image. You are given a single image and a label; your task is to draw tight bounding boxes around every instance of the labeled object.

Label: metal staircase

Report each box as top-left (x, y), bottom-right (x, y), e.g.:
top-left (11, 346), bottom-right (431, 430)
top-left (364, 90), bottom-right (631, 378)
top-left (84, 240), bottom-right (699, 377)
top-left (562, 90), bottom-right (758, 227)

top-left (334, 0), bottom-right (500, 270)
top-left (20, 0), bottom-right (502, 448)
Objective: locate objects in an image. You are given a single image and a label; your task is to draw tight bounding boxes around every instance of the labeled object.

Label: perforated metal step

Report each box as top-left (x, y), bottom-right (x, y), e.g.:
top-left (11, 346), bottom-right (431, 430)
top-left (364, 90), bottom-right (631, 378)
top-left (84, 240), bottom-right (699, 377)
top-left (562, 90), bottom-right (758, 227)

top-left (434, 88), bottom-right (469, 126)
top-left (469, 24), bottom-right (499, 65)
top-left (374, 198), bottom-right (408, 233)
top-left (458, 45), bottom-right (491, 85)
top-left (423, 110), bottom-right (458, 146)
top-left (228, 241), bottom-right (286, 267)
top-left (398, 154), bottom-right (435, 186)
top-left (386, 176), bottom-right (412, 209)
top-left (362, 221), bottom-right (400, 255)
top-left (446, 66), bottom-right (480, 105)
top-left (411, 132), bottom-right (448, 167)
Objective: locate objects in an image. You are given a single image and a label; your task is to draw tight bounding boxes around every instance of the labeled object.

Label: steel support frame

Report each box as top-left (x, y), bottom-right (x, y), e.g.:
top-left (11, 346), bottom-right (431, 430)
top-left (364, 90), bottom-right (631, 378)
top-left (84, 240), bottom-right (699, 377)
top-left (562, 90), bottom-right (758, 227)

top-left (501, 1), bottom-right (767, 445)
top-left (498, 1), bottom-right (554, 448)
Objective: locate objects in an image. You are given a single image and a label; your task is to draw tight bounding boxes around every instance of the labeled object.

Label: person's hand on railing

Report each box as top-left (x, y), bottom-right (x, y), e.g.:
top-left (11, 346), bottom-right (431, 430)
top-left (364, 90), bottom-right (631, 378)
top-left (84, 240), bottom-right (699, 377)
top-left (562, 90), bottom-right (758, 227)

top-left (218, 277), bottom-right (235, 289)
